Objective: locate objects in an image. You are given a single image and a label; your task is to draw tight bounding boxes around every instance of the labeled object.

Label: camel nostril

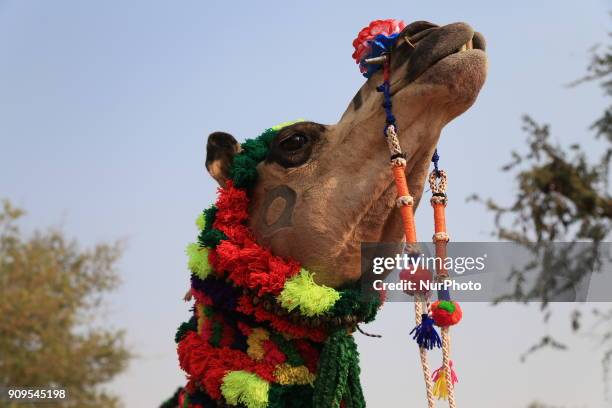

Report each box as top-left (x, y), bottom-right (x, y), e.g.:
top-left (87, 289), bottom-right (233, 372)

top-left (472, 32), bottom-right (486, 51)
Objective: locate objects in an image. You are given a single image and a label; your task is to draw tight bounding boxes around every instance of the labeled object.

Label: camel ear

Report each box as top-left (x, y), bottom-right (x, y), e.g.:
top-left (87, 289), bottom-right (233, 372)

top-left (206, 132), bottom-right (241, 187)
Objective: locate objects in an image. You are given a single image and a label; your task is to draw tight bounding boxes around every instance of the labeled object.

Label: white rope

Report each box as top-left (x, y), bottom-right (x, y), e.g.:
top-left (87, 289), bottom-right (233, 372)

top-left (396, 195), bottom-right (414, 207)
top-left (385, 124), bottom-right (403, 157)
top-left (415, 296), bottom-right (436, 408)
top-left (441, 327), bottom-right (457, 408)
top-left (428, 169), bottom-right (448, 194)
top-left (432, 231), bottom-right (450, 243)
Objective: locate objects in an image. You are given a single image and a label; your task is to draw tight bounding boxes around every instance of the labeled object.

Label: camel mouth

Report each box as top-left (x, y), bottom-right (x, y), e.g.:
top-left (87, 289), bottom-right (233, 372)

top-left (389, 22), bottom-right (487, 91)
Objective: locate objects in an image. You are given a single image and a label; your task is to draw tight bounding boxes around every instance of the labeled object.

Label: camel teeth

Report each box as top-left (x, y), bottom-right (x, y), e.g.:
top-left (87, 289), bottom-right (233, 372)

top-left (459, 40), bottom-right (473, 53)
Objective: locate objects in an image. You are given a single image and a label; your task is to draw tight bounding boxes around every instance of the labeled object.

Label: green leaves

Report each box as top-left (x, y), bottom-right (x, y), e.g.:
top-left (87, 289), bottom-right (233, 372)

top-left (0, 201), bottom-right (130, 408)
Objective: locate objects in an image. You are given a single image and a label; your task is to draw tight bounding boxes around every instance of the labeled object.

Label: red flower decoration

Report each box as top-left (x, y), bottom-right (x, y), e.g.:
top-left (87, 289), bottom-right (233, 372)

top-left (352, 19), bottom-right (406, 66)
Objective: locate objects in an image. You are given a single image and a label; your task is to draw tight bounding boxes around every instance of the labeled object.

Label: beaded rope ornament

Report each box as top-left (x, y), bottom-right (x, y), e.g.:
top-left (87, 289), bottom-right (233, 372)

top-left (355, 19), bottom-right (463, 408)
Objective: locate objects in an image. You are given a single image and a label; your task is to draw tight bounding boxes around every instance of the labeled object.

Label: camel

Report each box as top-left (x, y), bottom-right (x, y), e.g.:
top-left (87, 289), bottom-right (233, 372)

top-left (168, 20), bottom-right (487, 408)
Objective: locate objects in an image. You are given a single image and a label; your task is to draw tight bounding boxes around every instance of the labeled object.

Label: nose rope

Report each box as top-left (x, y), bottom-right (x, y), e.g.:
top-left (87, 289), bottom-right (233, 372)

top-left (378, 56), bottom-right (436, 408)
top-left (378, 55), bottom-right (461, 408)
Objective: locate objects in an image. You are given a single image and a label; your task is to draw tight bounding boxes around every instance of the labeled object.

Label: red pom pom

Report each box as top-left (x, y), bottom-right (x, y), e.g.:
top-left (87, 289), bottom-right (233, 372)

top-left (263, 340), bottom-right (286, 365)
top-left (214, 181), bottom-right (249, 225)
top-left (399, 267), bottom-right (433, 296)
top-left (431, 300), bottom-right (462, 327)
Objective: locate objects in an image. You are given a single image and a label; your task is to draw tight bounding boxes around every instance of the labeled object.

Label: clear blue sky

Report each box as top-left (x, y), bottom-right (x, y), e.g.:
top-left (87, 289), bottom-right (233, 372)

top-left (1, 1), bottom-right (610, 407)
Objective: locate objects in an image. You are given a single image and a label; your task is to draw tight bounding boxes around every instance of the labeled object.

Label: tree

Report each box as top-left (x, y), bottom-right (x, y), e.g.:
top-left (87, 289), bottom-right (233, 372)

top-left (0, 201), bottom-right (131, 408)
top-left (472, 28), bottom-right (612, 401)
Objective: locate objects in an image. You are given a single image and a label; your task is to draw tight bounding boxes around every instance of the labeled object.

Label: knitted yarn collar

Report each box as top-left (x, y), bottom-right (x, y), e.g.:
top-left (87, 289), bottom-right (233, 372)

top-left (179, 121), bottom-right (382, 408)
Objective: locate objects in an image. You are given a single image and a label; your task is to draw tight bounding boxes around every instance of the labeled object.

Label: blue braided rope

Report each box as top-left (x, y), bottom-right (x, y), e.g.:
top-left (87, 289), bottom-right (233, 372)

top-left (376, 81), bottom-right (396, 127)
top-left (431, 149), bottom-right (440, 175)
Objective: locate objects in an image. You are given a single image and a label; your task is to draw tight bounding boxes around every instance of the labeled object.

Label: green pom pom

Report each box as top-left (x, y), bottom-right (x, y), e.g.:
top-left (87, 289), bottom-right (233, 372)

top-left (209, 320), bottom-right (223, 347)
top-left (270, 333), bottom-right (304, 367)
top-left (277, 269), bottom-right (340, 317)
top-left (330, 288), bottom-right (380, 322)
top-left (175, 316), bottom-right (197, 343)
top-left (186, 243), bottom-right (212, 279)
top-left (197, 205), bottom-right (226, 247)
top-left (259, 128), bottom-right (278, 145)
top-left (438, 300), bottom-right (456, 313)
top-left (221, 371), bottom-right (270, 408)
top-left (227, 122), bottom-right (303, 189)
top-left (241, 139), bottom-right (269, 163)
top-left (268, 384), bottom-right (312, 408)
top-left (203, 206), bottom-right (217, 230)
top-left (195, 212), bottom-right (206, 230)
top-left (230, 154), bottom-right (259, 189)
top-left (198, 228), bottom-right (226, 248)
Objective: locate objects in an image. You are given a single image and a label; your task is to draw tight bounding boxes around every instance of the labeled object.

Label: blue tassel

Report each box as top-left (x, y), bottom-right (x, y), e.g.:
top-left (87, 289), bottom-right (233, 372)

top-left (410, 314), bottom-right (442, 350)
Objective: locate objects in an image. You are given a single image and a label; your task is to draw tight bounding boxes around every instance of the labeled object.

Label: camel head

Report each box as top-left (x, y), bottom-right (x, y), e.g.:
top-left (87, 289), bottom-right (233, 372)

top-left (206, 20), bottom-right (487, 288)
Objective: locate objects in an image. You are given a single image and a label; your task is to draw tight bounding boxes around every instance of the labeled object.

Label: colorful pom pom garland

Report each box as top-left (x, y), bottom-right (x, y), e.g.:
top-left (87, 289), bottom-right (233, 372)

top-left (174, 121), bottom-right (382, 408)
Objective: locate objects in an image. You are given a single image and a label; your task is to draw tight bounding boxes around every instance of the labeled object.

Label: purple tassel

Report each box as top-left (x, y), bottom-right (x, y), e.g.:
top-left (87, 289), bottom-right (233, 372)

top-left (410, 314), bottom-right (442, 350)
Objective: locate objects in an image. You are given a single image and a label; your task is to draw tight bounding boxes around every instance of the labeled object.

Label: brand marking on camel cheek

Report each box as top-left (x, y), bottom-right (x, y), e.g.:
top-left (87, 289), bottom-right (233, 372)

top-left (257, 184), bottom-right (297, 237)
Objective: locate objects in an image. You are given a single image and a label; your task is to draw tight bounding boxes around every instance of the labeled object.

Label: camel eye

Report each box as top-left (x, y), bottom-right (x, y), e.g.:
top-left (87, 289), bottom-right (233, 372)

top-left (279, 133), bottom-right (308, 152)
top-left (266, 122), bottom-right (325, 168)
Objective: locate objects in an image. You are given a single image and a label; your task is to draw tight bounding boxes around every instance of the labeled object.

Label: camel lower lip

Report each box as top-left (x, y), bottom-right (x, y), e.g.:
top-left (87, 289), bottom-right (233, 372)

top-left (391, 48), bottom-right (485, 97)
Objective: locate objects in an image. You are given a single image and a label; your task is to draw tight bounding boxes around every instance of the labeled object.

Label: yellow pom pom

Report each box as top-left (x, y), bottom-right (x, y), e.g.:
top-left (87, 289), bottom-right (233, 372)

top-left (271, 119), bottom-right (304, 131)
top-left (274, 364), bottom-right (315, 385)
top-left (186, 243), bottom-right (211, 279)
top-left (246, 328), bottom-right (269, 361)
top-left (195, 213), bottom-right (206, 230)
top-left (221, 371), bottom-right (269, 408)
top-left (277, 269), bottom-right (340, 317)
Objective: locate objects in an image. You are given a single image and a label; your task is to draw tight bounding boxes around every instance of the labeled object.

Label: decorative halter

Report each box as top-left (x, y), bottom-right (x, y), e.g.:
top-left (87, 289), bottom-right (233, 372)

top-left (169, 18), bottom-right (463, 408)
top-left (355, 19), bottom-right (463, 408)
